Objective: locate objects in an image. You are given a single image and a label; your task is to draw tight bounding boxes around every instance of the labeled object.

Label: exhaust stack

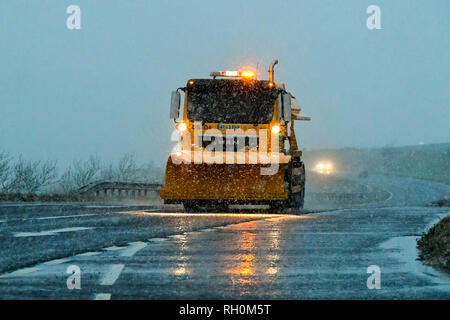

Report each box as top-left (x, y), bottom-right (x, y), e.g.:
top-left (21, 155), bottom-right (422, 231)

top-left (268, 59), bottom-right (278, 82)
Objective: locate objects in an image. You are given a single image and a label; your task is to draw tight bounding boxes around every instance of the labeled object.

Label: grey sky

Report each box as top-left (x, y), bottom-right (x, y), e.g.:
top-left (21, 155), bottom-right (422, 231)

top-left (0, 0), bottom-right (449, 168)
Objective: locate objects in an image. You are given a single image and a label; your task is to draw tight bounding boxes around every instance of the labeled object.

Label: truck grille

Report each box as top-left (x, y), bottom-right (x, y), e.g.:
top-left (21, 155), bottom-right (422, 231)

top-left (200, 134), bottom-right (259, 152)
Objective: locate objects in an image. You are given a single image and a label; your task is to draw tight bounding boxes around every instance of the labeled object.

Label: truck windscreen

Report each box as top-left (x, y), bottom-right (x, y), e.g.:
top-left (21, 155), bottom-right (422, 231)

top-left (187, 79), bottom-right (278, 124)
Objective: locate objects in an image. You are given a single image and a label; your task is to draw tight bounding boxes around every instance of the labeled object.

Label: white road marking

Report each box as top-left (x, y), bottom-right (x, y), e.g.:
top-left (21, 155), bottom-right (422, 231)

top-left (148, 238), bottom-right (168, 242)
top-left (120, 242), bottom-right (148, 257)
top-left (104, 246), bottom-right (126, 251)
top-left (169, 234), bottom-right (186, 239)
top-left (94, 293), bottom-right (111, 300)
top-left (126, 211), bottom-right (283, 218)
top-left (100, 264), bottom-right (125, 286)
top-left (85, 205), bottom-right (122, 208)
top-left (76, 251), bottom-right (101, 257)
top-left (0, 267), bottom-right (39, 278)
top-left (0, 203), bottom-right (62, 208)
top-left (384, 190), bottom-right (394, 202)
top-left (43, 258), bottom-right (71, 265)
top-left (33, 213), bottom-right (103, 221)
top-left (14, 227), bottom-right (94, 237)
top-left (0, 214), bottom-right (104, 223)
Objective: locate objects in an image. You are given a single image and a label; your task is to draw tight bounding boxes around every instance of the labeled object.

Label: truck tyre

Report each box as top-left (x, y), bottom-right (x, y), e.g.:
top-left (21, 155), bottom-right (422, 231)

top-left (269, 201), bottom-right (286, 212)
top-left (287, 161), bottom-right (305, 209)
top-left (183, 201), bottom-right (200, 212)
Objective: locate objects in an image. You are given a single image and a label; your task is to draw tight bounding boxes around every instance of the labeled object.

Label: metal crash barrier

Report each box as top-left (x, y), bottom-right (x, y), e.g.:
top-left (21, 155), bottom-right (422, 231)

top-left (77, 181), bottom-right (162, 199)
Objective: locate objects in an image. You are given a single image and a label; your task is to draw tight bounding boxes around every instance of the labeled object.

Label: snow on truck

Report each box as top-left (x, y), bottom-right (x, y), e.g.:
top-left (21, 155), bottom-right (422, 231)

top-left (159, 60), bottom-right (311, 211)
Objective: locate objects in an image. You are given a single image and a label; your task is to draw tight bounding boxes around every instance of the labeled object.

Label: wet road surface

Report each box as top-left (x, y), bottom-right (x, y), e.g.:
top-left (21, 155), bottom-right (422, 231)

top-left (0, 175), bottom-right (449, 299)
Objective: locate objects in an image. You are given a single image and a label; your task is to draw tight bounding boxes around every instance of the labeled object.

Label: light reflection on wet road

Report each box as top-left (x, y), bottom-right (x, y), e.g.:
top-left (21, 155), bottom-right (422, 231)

top-left (0, 208), bottom-right (449, 299)
top-left (0, 175), bottom-right (449, 299)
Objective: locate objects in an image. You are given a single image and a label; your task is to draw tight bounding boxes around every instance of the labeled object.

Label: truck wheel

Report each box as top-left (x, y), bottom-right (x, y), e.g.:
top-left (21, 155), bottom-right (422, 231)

top-left (269, 201), bottom-right (286, 213)
top-left (183, 201), bottom-right (199, 212)
top-left (287, 161), bottom-right (305, 209)
top-left (298, 187), bottom-right (305, 208)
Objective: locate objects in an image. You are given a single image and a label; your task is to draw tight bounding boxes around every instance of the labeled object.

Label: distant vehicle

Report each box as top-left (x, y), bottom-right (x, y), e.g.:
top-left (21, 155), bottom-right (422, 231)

top-left (160, 60), bottom-right (311, 211)
top-left (315, 161), bottom-right (334, 175)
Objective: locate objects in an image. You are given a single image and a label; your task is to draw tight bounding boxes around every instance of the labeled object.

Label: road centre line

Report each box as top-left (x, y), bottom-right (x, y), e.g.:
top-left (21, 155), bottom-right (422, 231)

top-left (100, 264), bottom-right (125, 286)
top-left (120, 242), bottom-right (148, 257)
top-left (94, 293), bottom-right (111, 300)
top-left (14, 227), bottom-right (94, 237)
top-left (43, 258), bottom-right (71, 265)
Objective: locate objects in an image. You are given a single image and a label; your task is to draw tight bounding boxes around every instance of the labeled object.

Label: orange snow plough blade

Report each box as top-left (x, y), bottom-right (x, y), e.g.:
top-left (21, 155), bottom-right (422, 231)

top-left (159, 157), bottom-right (288, 203)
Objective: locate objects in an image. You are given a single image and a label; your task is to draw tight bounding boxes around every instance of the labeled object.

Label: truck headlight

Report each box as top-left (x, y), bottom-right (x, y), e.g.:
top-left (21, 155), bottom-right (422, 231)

top-left (177, 122), bottom-right (187, 131)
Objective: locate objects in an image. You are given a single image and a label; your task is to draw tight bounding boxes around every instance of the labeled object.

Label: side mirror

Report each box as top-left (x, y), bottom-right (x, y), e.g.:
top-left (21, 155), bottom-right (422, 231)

top-left (170, 91), bottom-right (180, 120)
top-left (283, 93), bottom-right (291, 121)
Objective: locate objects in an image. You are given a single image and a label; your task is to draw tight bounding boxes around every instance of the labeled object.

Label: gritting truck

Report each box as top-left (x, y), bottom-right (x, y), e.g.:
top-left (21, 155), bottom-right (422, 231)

top-left (160, 60), bottom-right (311, 211)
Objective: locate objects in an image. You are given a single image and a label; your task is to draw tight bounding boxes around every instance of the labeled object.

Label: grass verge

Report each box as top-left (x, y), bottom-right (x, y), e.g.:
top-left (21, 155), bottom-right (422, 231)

top-left (307, 171), bottom-right (391, 204)
top-left (0, 193), bottom-right (83, 202)
top-left (303, 143), bottom-right (450, 185)
top-left (417, 216), bottom-right (450, 273)
top-left (428, 199), bottom-right (450, 207)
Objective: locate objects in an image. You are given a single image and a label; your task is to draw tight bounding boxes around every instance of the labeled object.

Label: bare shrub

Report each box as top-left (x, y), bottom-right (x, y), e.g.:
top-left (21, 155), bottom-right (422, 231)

top-left (99, 163), bottom-right (116, 181)
top-left (116, 153), bottom-right (138, 181)
top-left (0, 150), bottom-right (11, 192)
top-left (9, 157), bottom-right (57, 194)
top-left (135, 161), bottom-right (163, 183)
top-left (58, 154), bottom-right (161, 193)
top-left (99, 153), bottom-right (138, 182)
top-left (59, 156), bottom-right (101, 193)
